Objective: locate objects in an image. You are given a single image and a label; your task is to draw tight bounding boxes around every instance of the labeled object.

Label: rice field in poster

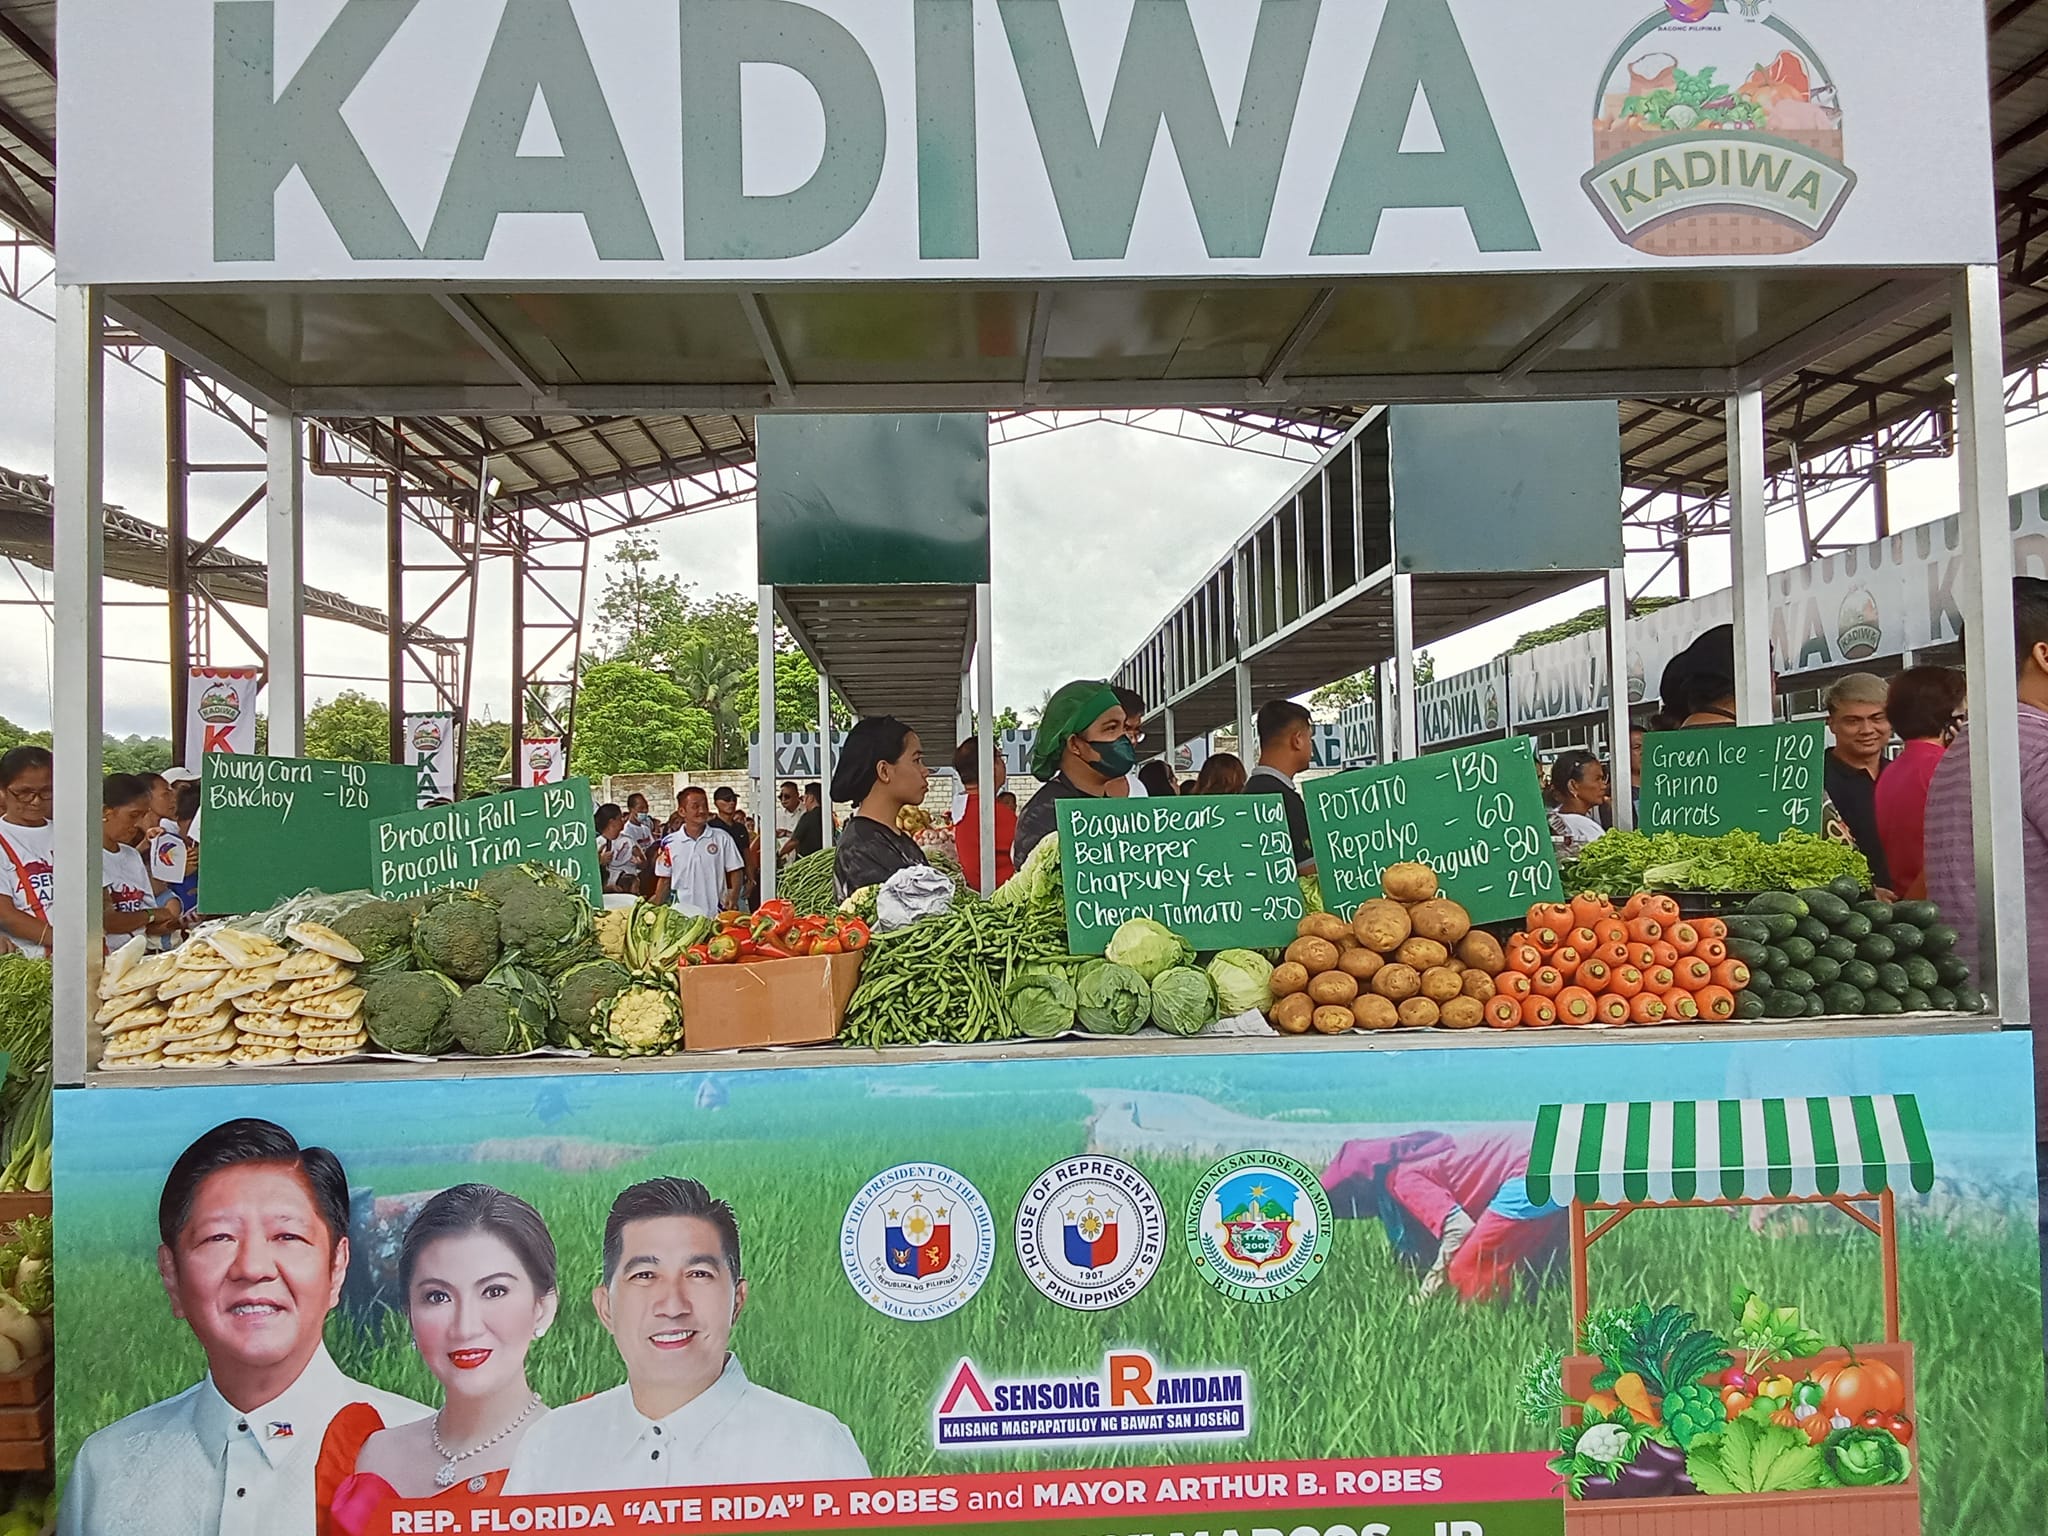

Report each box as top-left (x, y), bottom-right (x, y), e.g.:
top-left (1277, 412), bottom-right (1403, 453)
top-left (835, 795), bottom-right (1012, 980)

top-left (51, 1030), bottom-right (2048, 1535)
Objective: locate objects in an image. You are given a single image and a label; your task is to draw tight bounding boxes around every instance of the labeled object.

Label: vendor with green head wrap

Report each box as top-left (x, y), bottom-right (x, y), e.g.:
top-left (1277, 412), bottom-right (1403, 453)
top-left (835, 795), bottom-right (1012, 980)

top-left (1011, 681), bottom-right (1136, 867)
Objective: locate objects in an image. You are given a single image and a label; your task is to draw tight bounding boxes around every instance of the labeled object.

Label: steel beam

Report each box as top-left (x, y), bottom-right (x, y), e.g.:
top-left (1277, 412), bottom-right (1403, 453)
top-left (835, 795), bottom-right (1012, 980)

top-left (265, 411), bottom-right (306, 755)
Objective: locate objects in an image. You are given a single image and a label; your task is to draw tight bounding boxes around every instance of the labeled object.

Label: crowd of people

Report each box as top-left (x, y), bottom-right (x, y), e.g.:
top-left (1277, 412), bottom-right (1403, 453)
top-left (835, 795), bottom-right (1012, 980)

top-left (0, 746), bottom-right (203, 959)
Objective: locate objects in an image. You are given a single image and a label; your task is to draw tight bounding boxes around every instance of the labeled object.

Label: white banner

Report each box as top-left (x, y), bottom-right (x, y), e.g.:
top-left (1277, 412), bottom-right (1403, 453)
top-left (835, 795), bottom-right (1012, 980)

top-left (1418, 658), bottom-right (1509, 748)
top-left (404, 713), bottom-right (460, 805)
top-left (183, 667), bottom-right (260, 769)
top-left (519, 737), bottom-right (565, 788)
top-left (59, 2), bottom-right (1993, 286)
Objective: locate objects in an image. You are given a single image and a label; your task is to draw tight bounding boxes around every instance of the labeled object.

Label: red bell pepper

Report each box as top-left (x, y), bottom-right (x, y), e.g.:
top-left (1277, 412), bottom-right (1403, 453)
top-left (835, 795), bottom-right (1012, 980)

top-left (706, 933), bottom-right (743, 964)
top-left (835, 917), bottom-right (870, 951)
top-left (683, 944), bottom-right (710, 967)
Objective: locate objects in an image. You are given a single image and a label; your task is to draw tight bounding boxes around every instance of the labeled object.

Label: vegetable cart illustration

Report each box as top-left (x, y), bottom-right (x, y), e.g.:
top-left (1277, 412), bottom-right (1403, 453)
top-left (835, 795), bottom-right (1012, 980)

top-left (1525, 1096), bottom-right (1928, 1535)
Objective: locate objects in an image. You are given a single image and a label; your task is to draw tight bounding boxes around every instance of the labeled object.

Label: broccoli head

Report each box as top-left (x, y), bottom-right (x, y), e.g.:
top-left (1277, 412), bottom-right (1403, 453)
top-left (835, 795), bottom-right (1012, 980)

top-left (363, 969), bottom-right (461, 1055)
top-left (477, 861), bottom-right (577, 907)
top-left (412, 893), bottom-right (502, 982)
top-left (495, 882), bottom-right (596, 976)
top-left (553, 958), bottom-right (632, 1045)
top-left (448, 962), bottom-right (552, 1056)
top-left (331, 899), bottom-right (416, 966)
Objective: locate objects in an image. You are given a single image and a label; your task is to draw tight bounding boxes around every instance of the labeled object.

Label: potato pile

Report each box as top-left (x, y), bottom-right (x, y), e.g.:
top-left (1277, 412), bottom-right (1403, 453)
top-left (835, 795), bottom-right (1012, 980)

top-left (1266, 862), bottom-right (1506, 1035)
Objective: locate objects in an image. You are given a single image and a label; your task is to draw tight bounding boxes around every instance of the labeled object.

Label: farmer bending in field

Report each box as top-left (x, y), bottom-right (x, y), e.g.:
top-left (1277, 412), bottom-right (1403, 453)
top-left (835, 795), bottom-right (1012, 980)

top-left (1322, 1130), bottom-right (1565, 1304)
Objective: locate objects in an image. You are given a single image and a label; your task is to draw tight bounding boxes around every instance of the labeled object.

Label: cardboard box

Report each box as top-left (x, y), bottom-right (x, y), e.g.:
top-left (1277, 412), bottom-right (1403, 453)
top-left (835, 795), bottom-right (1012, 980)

top-left (681, 951), bottom-right (863, 1051)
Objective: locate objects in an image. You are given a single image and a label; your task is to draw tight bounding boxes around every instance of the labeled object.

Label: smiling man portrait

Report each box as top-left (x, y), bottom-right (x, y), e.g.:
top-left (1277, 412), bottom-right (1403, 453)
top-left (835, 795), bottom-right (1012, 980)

top-left (58, 1119), bottom-right (428, 1536)
top-left (503, 1176), bottom-right (867, 1493)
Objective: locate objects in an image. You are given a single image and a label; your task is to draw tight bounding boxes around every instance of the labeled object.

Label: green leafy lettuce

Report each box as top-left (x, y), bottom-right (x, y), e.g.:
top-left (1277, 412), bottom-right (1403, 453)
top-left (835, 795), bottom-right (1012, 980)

top-left (1685, 1416), bottom-right (1827, 1496)
top-left (1566, 829), bottom-right (1869, 897)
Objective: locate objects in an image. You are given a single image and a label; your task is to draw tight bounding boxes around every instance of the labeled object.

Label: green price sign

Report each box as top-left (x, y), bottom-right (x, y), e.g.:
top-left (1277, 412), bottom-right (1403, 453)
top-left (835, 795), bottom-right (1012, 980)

top-left (1639, 722), bottom-right (1825, 837)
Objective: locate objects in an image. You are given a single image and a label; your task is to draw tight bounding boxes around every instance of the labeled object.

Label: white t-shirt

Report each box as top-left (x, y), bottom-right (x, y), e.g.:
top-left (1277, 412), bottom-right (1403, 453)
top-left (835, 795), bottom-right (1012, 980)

top-left (103, 844), bottom-right (156, 951)
top-left (607, 831), bottom-right (643, 878)
top-left (0, 820), bottom-right (54, 959)
top-left (1556, 812), bottom-right (1608, 849)
top-left (653, 825), bottom-right (744, 917)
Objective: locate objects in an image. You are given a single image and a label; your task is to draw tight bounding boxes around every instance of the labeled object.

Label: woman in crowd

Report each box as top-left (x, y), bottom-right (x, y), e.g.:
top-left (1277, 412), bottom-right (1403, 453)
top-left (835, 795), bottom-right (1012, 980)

top-left (1875, 665), bottom-right (1968, 900)
top-left (1659, 625), bottom-right (1741, 728)
top-left (1135, 760), bottom-right (1179, 798)
top-left (596, 803), bottom-right (640, 894)
top-left (1012, 682), bottom-right (1136, 867)
top-left (952, 738), bottom-right (1016, 892)
top-left (829, 717), bottom-right (931, 901)
top-left (1193, 751), bottom-right (1247, 797)
top-left (320, 1184), bottom-right (558, 1534)
top-left (0, 747), bottom-right (53, 958)
top-left (1544, 750), bottom-right (1611, 860)
top-left (102, 774), bottom-right (179, 951)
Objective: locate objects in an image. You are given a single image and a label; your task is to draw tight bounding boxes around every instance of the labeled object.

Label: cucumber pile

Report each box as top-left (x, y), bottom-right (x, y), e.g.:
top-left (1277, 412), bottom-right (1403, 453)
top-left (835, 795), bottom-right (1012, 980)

top-left (1722, 877), bottom-right (1983, 1020)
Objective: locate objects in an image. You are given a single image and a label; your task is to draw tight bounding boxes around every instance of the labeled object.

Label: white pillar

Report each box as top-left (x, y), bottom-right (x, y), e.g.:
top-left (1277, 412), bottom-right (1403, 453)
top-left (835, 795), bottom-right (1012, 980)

top-left (1952, 264), bottom-right (2029, 1023)
top-left (818, 667), bottom-right (836, 851)
top-left (1392, 573), bottom-right (1418, 760)
top-left (1163, 707), bottom-right (1178, 779)
top-left (757, 586), bottom-right (777, 901)
top-left (266, 411), bottom-right (306, 756)
top-left (52, 285), bottom-right (104, 1088)
top-left (1235, 662), bottom-right (1255, 762)
top-left (1605, 568), bottom-right (1634, 832)
top-left (1374, 664), bottom-right (1393, 764)
top-left (1727, 388), bottom-right (1773, 725)
top-left (975, 582), bottom-right (997, 896)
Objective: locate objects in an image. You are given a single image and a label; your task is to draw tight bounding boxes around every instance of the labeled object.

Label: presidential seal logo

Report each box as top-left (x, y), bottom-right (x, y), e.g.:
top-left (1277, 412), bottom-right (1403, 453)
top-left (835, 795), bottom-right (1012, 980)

top-left (1015, 1156), bottom-right (1166, 1312)
top-left (841, 1162), bottom-right (995, 1321)
top-left (1836, 587), bottom-right (1882, 661)
top-left (1183, 1151), bottom-right (1331, 1303)
top-left (1587, 4), bottom-right (1853, 258)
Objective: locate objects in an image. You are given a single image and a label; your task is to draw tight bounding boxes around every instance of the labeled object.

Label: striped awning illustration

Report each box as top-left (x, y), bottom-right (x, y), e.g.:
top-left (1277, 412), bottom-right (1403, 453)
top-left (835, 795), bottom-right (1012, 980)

top-left (1526, 1096), bottom-right (1934, 1207)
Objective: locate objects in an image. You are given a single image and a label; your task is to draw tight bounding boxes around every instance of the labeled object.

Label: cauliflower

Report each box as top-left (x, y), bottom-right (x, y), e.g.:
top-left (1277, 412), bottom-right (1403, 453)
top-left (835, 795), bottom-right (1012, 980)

top-left (412, 894), bottom-right (502, 982)
top-left (594, 905), bottom-right (630, 962)
top-left (448, 962), bottom-right (552, 1055)
top-left (495, 881), bottom-right (595, 976)
top-left (593, 985), bottom-right (681, 1057)
top-left (363, 970), bottom-right (462, 1055)
top-left (331, 899), bottom-right (417, 967)
top-left (553, 959), bottom-right (632, 1046)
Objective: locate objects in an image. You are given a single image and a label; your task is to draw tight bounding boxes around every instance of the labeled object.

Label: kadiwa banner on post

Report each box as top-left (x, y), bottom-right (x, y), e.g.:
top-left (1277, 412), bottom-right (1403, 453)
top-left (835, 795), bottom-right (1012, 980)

top-left (183, 666), bottom-right (261, 769)
top-left (52, 1029), bottom-right (2048, 1535)
top-left (58, 1), bottom-right (1993, 286)
top-left (402, 713), bottom-right (459, 807)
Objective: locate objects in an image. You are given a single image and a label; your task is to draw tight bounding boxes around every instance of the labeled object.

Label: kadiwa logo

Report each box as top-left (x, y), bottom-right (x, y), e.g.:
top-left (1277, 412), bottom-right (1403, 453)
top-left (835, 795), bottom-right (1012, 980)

top-left (1586, 3), bottom-right (1854, 256)
top-left (933, 1351), bottom-right (1248, 1451)
top-left (196, 681), bottom-right (243, 725)
top-left (409, 719), bottom-right (445, 754)
top-left (1837, 588), bottom-right (1883, 660)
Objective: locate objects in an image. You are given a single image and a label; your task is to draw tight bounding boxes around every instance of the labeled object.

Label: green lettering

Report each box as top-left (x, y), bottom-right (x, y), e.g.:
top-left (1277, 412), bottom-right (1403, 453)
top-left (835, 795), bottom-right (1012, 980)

top-left (424, 0), bottom-right (659, 260)
top-left (213, 0), bottom-right (419, 261)
top-left (1609, 166), bottom-right (1647, 214)
top-left (1788, 169), bottom-right (1824, 211)
top-left (1684, 149), bottom-right (1717, 188)
top-left (1312, 0), bottom-right (1534, 255)
top-left (680, 0), bottom-right (887, 261)
top-left (997, 0), bottom-right (1318, 260)
top-left (1652, 156), bottom-right (1684, 198)
top-left (915, 0), bottom-right (978, 259)
top-left (1739, 147), bottom-right (1792, 194)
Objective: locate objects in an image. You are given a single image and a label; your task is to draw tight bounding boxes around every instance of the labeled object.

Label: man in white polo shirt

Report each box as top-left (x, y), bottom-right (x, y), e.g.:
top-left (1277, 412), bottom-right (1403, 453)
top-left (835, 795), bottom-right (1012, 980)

top-left (650, 786), bottom-right (743, 917)
top-left (504, 1177), bottom-right (867, 1494)
top-left (59, 1119), bottom-right (426, 1536)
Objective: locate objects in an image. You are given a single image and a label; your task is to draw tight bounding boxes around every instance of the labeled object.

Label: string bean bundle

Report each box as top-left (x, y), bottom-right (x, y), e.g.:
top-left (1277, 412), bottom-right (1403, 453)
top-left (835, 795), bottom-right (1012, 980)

top-left (841, 901), bottom-right (1075, 1048)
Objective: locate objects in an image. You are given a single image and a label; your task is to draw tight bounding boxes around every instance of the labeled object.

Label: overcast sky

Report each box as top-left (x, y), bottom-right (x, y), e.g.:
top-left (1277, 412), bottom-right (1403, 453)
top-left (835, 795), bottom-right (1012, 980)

top-left (6, 268), bottom-right (2048, 742)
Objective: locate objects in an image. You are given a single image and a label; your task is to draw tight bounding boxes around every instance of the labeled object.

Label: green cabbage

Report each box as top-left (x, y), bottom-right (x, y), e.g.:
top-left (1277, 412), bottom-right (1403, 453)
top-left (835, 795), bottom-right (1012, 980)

top-left (1821, 1427), bottom-right (1910, 1487)
top-left (1003, 965), bottom-right (1078, 1039)
top-left (1149, 966), bottom-right (1218, 1036)
top-left (1104, 918), bottom-right (1193, 982)
top-left (1075, 960), bottom-right (1148, 1035)
top-left (1207, 950), bottom-right (1275, 1016)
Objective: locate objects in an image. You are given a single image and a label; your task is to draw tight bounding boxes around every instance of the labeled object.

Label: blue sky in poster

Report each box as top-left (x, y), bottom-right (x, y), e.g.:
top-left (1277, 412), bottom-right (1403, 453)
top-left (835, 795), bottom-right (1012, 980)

top-left (55, 1030), bottom-right (2036, 1190)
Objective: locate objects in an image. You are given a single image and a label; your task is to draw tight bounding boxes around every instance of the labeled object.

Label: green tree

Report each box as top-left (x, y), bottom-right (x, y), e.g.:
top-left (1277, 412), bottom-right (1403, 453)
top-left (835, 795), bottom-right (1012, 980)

top-left (462, 717), bottom-right (513, 798)
top-left (596, 536), bottom-right (692, 662)
top-left (571, 662), bottom-right (714, 777)
top-left (1310, 655), bottom-right (1435, 712)
top-left (102, 736), bottom-right (174, 775)
top-left (303, 691), bottom-right (392, 763)
top-left (669, 637), bottom-right (753, 769)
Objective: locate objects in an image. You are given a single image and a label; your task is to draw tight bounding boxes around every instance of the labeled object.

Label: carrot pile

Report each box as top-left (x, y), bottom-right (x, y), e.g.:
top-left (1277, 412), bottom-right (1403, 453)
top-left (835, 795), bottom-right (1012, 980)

top-left (1484, 891), bottom-right (1752, 1030)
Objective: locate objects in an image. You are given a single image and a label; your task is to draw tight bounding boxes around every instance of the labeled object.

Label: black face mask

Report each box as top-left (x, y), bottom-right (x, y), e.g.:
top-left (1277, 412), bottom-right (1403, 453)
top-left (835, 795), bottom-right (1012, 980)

top-left (1082, 735), bottom-right (1139, 779)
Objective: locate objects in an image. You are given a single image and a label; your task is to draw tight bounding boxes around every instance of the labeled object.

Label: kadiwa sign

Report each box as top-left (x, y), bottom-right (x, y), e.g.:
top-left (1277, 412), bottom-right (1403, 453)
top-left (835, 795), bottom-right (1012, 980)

top-left (60, 0), bottom-right (1990, 285)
